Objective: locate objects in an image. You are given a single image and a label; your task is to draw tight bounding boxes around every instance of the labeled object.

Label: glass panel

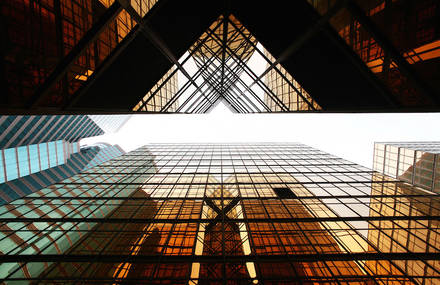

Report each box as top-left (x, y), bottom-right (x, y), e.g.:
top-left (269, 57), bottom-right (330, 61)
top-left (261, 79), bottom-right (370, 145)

top-left (17, 146), bottom-right (29, 177)
top-left (28, 144), bottom-right (40, 173)
top-left (47, 141), bottom-right (57, 168)
top-left (39, 143), bottom-right (49, 171)
top-left (0, 143), bottom-right (438, 283)
top-left (4, 148), bottom-right (18, 181)
top-left (56, 141), bottom-right (64, 164)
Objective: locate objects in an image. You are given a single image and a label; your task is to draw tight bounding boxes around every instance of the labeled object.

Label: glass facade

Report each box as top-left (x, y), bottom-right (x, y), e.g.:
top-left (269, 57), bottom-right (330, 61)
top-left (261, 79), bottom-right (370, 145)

top-left (133, 67), bottom-right (179, 112)
top-left (0, 115), bottom-right (103, 148)
top-left (0, 115), bottom-right (131, 149)
top-left (263, 50), bottom-right (320, 112)
top-left (87, 115), bottom-right (132, 133)
top-left (1, 0), bottom-right (158, 108)
top-left (3, 0), bottom-right (439, 113)
top-left (373, 142), bottom-right (440, 194)
top-left (132, 14), bottom-right (321, 113)
top-left (0, 143), bottom-right (438, 283)
top-left (308, 0), bottom-right (440, 106)
top-left (0, 140), bottom-right (73, 184)
top-left (0, 143), bottom-right (124, 205)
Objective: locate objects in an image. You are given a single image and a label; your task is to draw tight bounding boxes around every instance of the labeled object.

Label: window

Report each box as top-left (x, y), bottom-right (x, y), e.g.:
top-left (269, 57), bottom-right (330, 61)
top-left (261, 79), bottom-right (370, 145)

top-left (272, 187), bottom-right (297, 199)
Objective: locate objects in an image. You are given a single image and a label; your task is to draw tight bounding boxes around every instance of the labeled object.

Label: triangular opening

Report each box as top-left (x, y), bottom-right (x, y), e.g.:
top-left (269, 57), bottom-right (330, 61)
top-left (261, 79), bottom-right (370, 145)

top-left (133, 14), bottom-right (321, 113)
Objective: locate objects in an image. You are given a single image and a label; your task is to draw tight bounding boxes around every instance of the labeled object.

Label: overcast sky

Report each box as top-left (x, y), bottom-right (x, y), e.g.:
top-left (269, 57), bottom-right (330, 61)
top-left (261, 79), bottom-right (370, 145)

top-left (81, 106), bottom-right (440, 168)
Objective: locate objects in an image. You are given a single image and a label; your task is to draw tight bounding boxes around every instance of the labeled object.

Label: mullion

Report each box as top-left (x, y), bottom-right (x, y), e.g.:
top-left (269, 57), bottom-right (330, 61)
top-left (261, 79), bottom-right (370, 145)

top-left (206, 25), bottom-right (290, 112)
top-left (141, 17), bottom-right (225, 111)
top-left (191, 48), bottom-right (254, 113)
top-left (199, 24), bottom-right (268, 109)
top-left (227, 18), bottom-right (316, 110)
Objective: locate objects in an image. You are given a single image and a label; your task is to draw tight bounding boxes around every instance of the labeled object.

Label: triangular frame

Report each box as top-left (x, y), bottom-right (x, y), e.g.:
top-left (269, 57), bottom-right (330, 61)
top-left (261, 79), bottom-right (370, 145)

top-left (133, 14), bottom-right (320, 113)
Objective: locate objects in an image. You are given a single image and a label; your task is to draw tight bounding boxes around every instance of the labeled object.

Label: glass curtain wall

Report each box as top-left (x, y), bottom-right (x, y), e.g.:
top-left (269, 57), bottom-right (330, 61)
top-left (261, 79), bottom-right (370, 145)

top-left (0, 143), bottom-right (439, 283)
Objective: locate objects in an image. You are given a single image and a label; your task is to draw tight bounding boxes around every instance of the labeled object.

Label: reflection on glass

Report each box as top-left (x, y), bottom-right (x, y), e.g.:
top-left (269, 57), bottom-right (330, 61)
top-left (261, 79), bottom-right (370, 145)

top-left (374, 142), bottom-right (440, 193)
top-left (0, 143), bottom-right (439, 283)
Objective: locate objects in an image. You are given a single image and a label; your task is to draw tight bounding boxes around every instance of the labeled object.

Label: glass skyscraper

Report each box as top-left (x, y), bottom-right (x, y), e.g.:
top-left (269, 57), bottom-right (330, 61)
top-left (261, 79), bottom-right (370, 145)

top-left (374, 142), bottom-right (440, 194)
top-left (0, 142), bottom-right (125, 204)
top-left (0, 114), bottom-right (130, 203)
top-left (0, 143), bottom-right (438, 283)
top-left (0, 115), bottom-right (131, 149)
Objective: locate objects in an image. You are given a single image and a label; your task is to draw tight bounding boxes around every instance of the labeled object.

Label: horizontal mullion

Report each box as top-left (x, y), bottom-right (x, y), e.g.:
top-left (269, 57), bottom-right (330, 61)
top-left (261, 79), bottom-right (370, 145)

top-left (1, 253), bottom-right (439, 263)
top-left (1, 215), bottom-right (438, 223)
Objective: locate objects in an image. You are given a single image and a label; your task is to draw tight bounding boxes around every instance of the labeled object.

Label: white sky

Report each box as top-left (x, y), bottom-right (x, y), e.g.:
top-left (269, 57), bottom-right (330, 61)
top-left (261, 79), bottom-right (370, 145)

top-left (81, 107), bottom-right (440, 169)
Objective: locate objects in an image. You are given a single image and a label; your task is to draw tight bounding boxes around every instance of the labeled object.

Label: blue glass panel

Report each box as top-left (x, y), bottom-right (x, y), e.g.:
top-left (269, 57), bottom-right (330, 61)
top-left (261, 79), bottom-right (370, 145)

top-left (56, 141), bottom-right (64, 164)
top-left (39, 144), bottom-right (49, 171)
top-left (48, 142), bottom-right (57, 168)
top-left (72, 143), bottom-right (78, 153)
top-left (4, 149), bottom-right (18, 181)
top-left (28, 145), bottom-right (40, 173)
top-left (0, 152), bottom-right (4, 183)
top-left (17, 146), bottom-right (29, 177)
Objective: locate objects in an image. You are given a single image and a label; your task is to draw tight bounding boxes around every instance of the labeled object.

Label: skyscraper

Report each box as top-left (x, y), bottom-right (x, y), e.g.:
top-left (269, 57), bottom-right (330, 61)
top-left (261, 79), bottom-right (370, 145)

top-left (0, 141), bottom-right (125, 204)
top-left (0, 143), bottom-right (438, 283)
top-left (373, 141), bottom-right (440, 193)
top-left (0, 114), bottom-right (131, 149)
top-left (0, 114), bottom-right (130, 202)
top-left (1, 1), bottom-right (439, 113)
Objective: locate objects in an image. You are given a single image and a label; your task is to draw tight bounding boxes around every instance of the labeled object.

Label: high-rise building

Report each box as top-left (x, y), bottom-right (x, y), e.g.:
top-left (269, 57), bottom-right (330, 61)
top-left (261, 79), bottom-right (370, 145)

top-left (0, 143), bottom-right (438, 283)
top-left (0, 0), bottom-right (157, 110)
top-left (0, 115), bottom-right (131, 149)
top-left (1, 1), bottom-right (439, 113)
top-left (0, 142), bottom-right (125, 204)
top-left (0, 115), bottom-right (103, 149)
top-left (366, 173), bottom-right (440, 285)
top-left (373, 141), bottom-right (440, 193)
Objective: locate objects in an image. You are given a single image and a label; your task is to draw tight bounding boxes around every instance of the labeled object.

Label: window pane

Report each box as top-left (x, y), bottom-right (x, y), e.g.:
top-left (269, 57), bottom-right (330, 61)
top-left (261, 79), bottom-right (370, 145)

top-left (17, 146), bottom-right (29, 177)
top-left (4, 148), bottom-right (18, 181)
top-left (48, 142), bottom-right (57, 168)
top-left (39, 144), bottom-right (49, 171)
top-left (28, 145), bottom-right (40, 173)
top-left (56, 141), bottom-right (64, 164)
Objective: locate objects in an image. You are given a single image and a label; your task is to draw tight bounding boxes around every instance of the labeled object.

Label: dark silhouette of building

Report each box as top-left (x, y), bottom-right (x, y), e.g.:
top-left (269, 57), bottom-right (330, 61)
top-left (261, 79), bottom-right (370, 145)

top-left (1, 0), bottom-right (439, 113)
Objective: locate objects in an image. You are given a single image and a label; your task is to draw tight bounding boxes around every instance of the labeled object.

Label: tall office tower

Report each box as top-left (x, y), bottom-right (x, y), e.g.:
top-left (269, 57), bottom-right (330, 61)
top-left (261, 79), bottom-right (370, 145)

top-left (373, 141), bottom-right (440, 193)
top-left (0, 142), bottom-right (125, 204)
top-left (0, 115), bottom-right (103, 149)
top-left (0, 143), bottom-right (438, 283)
top-left (0, 0), bottom-right (157, 109)
top-left (2, 1), bottom-right (439, 113)
top-left (307, 0), bottom-right (440, 106)
top-left (0, 114), bottom-right (131, 149)
top-left (366, 173), bottom-right (440, 285)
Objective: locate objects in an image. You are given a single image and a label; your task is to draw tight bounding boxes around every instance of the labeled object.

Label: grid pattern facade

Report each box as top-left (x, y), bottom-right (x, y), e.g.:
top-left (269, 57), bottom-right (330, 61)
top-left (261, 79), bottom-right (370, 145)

top-left (0, 143), bottom-right (439, 283)
top-left (132, 14), bottom-right (321, 114)
top-left (373, 142), bottom-right (440, 193)
top-left (1, 0), bottom-right (158, 108)
top-left (0, 143), bottom-right (125, 205)
top-left (82, 143), bottom-right (125, 170)
top-left (0, 140), bottom-right (77, 184)
top-left (308, 0), bottom-right (440, 106)
top-left (133, 68), bottom-right (179, 112)
top-left (0, 115), bottom-right (104, 149)
top-left (263, 50), bottom-right (320, 112)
